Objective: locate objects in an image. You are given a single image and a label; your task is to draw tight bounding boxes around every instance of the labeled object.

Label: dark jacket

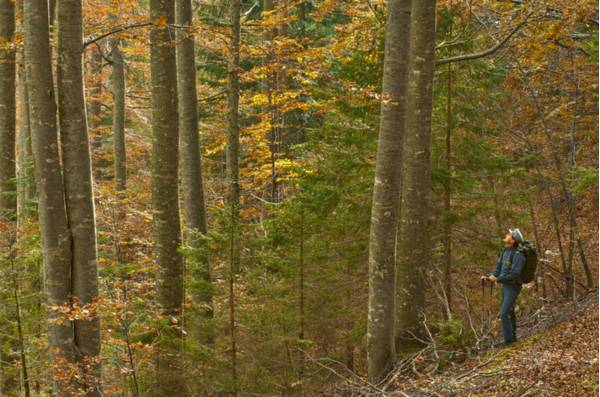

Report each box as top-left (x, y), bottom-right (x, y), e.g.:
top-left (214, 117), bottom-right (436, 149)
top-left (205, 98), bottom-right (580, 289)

top-left (488, 246), bottom-right (526, 285)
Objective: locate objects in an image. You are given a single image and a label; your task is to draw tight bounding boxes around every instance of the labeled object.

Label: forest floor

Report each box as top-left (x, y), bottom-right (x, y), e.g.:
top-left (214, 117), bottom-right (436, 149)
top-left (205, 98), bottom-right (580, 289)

top-left (337, 291), bottom-right (599, 396)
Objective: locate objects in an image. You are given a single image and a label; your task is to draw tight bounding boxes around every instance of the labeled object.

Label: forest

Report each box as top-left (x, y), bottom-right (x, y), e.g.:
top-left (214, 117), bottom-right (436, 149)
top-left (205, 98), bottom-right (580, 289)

top-left (0, 0), bottom-right (598, 395)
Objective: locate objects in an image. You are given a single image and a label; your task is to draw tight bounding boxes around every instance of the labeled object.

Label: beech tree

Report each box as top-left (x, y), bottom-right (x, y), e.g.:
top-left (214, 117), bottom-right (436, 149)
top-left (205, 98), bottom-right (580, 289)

top-left (16, 0), bottom-right (34, 220)
top-left (2, 0), bottom-right (595, 395)
top-left (23, 0), bottom-right (75, 391)
top-left (366, 0), bottom-right (411, 383)
top-left (396, 0), bottom-right (437, 346)
top-left (110, 36), bottom-right (126, 192)
top-left (176, 0), bottom-right (212, 330)
top-left (56, 0), bottom-right (102, 393)
top-left (0, 0), bottom-right (16, 217)
top-left (149, 0), bottom-right (185, 394)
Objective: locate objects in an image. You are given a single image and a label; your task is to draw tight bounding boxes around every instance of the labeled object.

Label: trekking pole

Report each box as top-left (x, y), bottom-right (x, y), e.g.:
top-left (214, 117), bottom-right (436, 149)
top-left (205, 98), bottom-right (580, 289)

top-left (490, 279), bottom-right (494, 297)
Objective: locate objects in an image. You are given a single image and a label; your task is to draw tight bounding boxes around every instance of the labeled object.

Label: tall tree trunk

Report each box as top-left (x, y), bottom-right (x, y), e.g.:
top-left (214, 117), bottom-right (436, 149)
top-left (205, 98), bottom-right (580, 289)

top-left (396, 0), bottom-right (436, 347)
top-left (566, 52), bottom-right (593, 289)
top-left (88, 46), bottom-right (103, 169)
top-left (23, 0), bottom-right (76, 391)
top-left (366, 0), bottom-right (411, 383)
top-left (175, 0), bottom-right (212, 336)
top-left (489, 178), bottom-right (504, 237)
top-left (16, 0), bottom-right (35, 221)
top-left (539, 175), bottom-right (572, 297)
top-left (110, 39), bottom-right (126, 192)
top-left (227, 0), bottom-right (240, 210)
top-left (87, 48), bottom-right (102, 131)
top-left (149, 0), bottom-right (185, 394)
top-left (56, 1), bottom-right (101, 394)
top-left (0, 0), bottom-right (16, 218)
top-left (442, 42), bottom-right (452, 319)
top-left (48, 0), bottom-right (55, 26)
top-left (262, 0), bottom-right (278, 203)
top-left (226, 0), bottom-right (241, 393)
top-left (528, 197), bottom-right (545, 296)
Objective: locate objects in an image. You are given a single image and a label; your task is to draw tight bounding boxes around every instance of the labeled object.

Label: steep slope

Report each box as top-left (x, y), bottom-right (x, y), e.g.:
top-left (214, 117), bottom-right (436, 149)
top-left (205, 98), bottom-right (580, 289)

top-left (391, 293), bottom-right (599, 396)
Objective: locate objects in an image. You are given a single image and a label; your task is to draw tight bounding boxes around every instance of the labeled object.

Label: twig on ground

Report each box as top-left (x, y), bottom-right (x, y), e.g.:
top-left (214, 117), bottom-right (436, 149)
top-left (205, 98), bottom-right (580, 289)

top-left (455, 350), bottom-right (502, 381)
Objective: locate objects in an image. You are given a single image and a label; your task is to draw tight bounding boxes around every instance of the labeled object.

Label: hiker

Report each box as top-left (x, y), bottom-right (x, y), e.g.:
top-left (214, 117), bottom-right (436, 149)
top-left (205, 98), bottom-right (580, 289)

top-left (481, 228), bottom-right (526, 346)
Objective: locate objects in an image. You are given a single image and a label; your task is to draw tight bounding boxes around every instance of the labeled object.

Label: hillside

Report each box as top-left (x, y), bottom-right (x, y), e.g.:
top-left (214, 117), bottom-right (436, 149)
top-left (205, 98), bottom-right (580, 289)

top-left (334, 293), bottom-right (598, 396)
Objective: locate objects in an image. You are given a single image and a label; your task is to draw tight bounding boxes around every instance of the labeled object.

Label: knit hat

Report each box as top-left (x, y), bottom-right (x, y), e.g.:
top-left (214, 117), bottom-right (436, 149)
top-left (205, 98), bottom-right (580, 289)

top-left (509, 228), bottom-right (524, 243)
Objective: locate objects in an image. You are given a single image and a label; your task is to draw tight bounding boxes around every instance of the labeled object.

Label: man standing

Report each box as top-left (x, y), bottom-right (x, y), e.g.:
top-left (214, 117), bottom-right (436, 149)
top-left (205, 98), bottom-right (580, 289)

top-left (481, 229), bottom-right (526, 346)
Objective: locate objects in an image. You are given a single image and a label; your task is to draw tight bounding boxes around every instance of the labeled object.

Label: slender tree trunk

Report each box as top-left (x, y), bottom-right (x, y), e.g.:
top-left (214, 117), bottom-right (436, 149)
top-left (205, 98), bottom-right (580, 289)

top-left (12, 263), bottom-right (31, 397)
top-left (442, 40), bottom-right (452, 318)
top-left (88, 46), bottom-right (103, 166)
top-left (298, 205), bottom-right (305, 391)
top-left (396, 0), bottom-right (436, 348)
top-left (489, 178), bottom-right (504, 237)
top-left (56, 1), bottom-right (101, 394)
top-left (87, 48), bottom-right (102, 130)
top-left (262, 0), bottom-right (278, 203)
top-left (23, 0), bottom-right (76, 391)
top-left (175, 0), bottom-right (212, 334)
top-left (16, 0), bottom-right (35, 221)
top-left (540, 176), bottom-right (572, 297)
top-left (149, 0), bottom-right (185, 393)
top-left (226, 0), bottom-right (241, 393)
top-left (0, 0), bottom-right (16, 218)
top-left (48, 0), bottom-right (55, 26)
top-left (227, 0), bottom-right (241, 210)
top-left (527, 197), bottom-right (545, 296)
top-left (366, 0), bottom-right (411, 383)
top-left (566, 53), bottom-right (593, 289)
top-left (110, 39), bottom-right (126, 192)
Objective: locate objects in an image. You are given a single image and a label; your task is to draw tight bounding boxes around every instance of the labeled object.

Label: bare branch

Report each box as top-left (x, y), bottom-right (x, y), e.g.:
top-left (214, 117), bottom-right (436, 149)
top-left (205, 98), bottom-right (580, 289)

top-left (436, 18), bottom-right (528, 66)
top-left (84, 22), bottom-right (153, 48)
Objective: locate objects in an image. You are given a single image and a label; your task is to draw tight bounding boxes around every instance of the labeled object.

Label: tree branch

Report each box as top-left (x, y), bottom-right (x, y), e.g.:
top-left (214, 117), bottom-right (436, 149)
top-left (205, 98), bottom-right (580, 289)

top-left (83, 22), bottom-right (152, 48)
top-left (436, 18), bottom-right (528, 66)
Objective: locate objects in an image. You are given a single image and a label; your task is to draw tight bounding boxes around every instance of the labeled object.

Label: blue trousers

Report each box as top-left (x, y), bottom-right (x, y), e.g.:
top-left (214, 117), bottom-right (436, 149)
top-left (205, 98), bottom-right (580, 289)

top-left (499, 283), bottom-right (521, 345)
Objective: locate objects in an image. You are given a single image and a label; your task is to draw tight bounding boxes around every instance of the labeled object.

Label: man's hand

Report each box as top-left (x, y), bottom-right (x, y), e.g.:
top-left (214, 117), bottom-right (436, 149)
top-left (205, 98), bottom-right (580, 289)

top-left (480, 275), bottom-right (489, 281)
top-left (488, 275), bottom-right (497, 283)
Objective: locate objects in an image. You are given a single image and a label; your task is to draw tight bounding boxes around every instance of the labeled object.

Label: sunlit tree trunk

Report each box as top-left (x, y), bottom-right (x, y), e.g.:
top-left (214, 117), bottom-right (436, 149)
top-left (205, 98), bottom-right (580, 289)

top-left (56, 1), bottom-right (101, 394)
top-left (226, 0), bottom-right (241, 392)
top-left (16, 0), bottom-right (35, 221)
top-left (0, 0), bottom-right (16, 218)
top-left (149, 0), bottom-right (185, 393)
top-left (396, 0), bottom-right (436, 348)
top-left (23, 0), bottom-right (76, 392)
top-left (110, 38), bottom-right (126, 192)
top-left (175, 0), bottom-right (212, 336)
top-left (87, 47), bottom-right (103, 170)
top-left (366, 0), bottom-right (411, 383)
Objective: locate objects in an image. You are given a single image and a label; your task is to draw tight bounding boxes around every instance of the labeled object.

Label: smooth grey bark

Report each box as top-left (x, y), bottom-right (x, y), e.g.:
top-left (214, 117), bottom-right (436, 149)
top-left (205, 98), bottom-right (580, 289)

top-left (149, 0), bottom-right (185, 394)
top-left (23, 0), bottom-right (76, 391)
top-left (110, 38), bottom-right (126, 192)
top-left (366, 0), bottom-right (411, 384)
top-left (56, 1), bottom-right (101, 394)
top-left (0, 0), bottom-right (16, 217)
top-left (175, 0), bottom-right (212, 329)
top-left (16, 0), bottom-right (35, 221)
top-left (396, 0), bottom-right (437, 347)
